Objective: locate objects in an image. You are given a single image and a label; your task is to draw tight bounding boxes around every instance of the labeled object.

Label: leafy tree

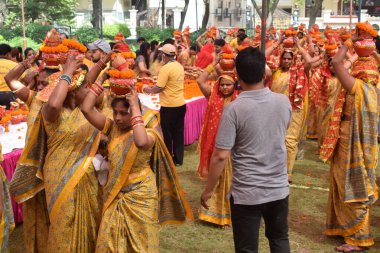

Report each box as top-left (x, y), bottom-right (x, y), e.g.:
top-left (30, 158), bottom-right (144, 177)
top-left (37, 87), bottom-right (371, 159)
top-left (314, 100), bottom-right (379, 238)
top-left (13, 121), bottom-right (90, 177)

top-left (5, 0), bottom-right (77, 26)
top-left (74, 26), bottom-right (99, 44)
top-left (308, 0), bottom-right (324, 29)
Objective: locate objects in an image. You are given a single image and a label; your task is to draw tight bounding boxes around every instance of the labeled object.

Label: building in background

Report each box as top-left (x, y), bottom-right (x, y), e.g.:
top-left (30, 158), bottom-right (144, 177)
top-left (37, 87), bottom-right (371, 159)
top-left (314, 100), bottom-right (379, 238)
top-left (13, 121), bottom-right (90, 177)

top-left (73, 0), bottom-right (380, 36)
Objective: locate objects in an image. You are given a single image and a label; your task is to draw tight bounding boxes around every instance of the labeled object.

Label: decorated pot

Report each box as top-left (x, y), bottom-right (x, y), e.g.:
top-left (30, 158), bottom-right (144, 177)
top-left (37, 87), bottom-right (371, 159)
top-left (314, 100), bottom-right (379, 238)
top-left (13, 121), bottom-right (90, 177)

top-left (42, 53), bottom-right (63, 67)
top-left (109, 78), bottom-right (135, 96)
top-left (354, 39), bottom-right (376, 57)
top-left (220, 58), bottom-right (235, 71)
top-left (283, 37), bottom-right (295, 49)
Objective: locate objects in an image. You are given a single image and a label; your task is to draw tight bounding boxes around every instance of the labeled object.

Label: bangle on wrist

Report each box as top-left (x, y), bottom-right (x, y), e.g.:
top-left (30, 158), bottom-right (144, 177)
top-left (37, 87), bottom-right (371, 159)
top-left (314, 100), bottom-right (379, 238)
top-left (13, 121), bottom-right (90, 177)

top-left (20, 62), bottom-right (29, 70)
top-left (89, 82), bottom-right (104, 96)
top-left (60, 74), bottom-right (72, 85)
top-left (132, 122), bottom-right (144, 128)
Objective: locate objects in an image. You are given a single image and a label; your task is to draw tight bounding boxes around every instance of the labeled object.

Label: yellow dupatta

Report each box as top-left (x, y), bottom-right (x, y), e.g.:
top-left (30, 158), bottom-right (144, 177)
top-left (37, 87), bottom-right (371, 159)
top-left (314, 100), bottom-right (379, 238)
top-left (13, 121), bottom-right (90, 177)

top-left (344, 80), bottom-right (378, 204)
top-left (270, 69), bottom-right (290, 96)
top-left (10, 91), bottom-right (46, 202)
top-left (102, 109), bottom-right (193, 224)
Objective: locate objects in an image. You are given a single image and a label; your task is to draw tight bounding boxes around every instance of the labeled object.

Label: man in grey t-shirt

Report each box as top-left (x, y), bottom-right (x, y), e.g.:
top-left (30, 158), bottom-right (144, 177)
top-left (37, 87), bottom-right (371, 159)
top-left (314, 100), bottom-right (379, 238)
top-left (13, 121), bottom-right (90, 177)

top-left (201, 47), bottom-right (291, 253)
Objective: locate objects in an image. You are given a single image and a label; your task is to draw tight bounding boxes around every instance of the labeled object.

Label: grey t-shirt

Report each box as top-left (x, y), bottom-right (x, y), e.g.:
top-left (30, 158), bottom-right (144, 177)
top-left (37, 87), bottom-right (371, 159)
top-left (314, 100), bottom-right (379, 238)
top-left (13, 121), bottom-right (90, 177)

top-left (216, 87), bottom-right (292, 205)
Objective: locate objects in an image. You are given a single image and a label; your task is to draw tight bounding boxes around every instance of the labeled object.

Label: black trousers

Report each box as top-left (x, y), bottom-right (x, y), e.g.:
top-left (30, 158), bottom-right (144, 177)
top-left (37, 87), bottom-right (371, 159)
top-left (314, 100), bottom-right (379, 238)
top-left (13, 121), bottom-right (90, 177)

top-left (160, 105), bottom-right (186, 164)
top-left (0, 92), bottom-right (16, 109)
top-left (230, 196), bottom-right (290, 253)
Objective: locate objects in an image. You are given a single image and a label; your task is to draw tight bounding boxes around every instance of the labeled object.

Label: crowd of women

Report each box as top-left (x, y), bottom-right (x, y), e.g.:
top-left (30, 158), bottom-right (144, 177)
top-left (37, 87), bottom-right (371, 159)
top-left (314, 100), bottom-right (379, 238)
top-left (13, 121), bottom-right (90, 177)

top-left (0, 20), bottom-right (378, 252)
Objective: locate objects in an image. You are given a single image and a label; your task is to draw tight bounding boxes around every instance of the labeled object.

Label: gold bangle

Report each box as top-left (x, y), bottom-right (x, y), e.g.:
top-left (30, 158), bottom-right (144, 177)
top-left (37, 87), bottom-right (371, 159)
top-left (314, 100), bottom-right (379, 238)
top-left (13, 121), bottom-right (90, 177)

top-left (205, 64), bottom-right (214, 74)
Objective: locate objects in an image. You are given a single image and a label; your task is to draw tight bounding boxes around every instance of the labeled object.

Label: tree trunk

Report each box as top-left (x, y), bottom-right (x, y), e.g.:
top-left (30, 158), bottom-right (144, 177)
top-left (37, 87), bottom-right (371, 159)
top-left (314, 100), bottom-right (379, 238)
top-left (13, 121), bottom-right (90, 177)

top-left (92, 0), bottom-right (100, 30)
top-left (268, 0), bottom-right (279, 28)
top-left (162, 0), bottom-right (165, 28)
top-left (179, 0), bottom-right (190, 30)
top-left (201, 0), bottom-right (210, 30)
top-left (250, 0), bottom-right (280, 29)
top-left (308, 0), bottom-right (323, 29)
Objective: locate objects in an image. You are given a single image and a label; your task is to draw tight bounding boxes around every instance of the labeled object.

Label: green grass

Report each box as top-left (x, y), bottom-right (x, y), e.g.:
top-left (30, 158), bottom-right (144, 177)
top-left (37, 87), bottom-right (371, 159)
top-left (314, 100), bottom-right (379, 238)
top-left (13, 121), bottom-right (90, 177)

top-left (8, 140), bottom-right (380, 252)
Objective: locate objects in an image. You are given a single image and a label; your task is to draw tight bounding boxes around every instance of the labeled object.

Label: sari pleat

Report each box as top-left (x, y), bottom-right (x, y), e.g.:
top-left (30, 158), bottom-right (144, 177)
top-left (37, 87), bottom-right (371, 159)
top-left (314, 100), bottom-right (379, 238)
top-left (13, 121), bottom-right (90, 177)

top-left (325, 80), bottom-right (378, 247)
top-left (42, 107), bottom-right (101, 252)
top-left (96, 109), bottom-right (192, 252)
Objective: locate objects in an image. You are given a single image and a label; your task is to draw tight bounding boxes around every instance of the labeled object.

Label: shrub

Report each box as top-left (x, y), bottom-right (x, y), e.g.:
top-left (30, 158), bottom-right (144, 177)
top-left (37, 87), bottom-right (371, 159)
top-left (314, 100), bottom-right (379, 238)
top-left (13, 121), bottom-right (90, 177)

top-left (137, 27), bottom-right (175, 42)
top-left (190, 29), bottom-right (206, 45)
top-left (7, 37), bottom-right (41, 50)
top-left (0, 27), bottom-right (21, 41)
top-left (103, 24), bottom-right (131, 40)
top-left (73, 26), bottom-right (100, 44)
top-left (26, 23), bottom-right (52, 43)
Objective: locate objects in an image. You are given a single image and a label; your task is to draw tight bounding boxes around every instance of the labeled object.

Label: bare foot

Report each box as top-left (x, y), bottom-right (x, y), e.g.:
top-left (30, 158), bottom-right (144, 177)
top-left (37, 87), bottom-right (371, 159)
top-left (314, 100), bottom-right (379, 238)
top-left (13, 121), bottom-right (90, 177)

top-left (335, 244), bottom-right (369, 252)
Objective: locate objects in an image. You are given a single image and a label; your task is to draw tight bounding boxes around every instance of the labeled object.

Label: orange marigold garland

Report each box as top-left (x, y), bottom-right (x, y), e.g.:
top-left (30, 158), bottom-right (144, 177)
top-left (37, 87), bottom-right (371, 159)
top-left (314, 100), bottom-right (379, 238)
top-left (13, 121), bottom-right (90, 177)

top-left (39, 44), bottom-right (69, 54)
top-left (108, 69), bottom-right (135, 79)
top-left (222, 53), bottom-right (234, 59)
top-left (62, 39), bottom-right (87, 53)
top-left (324, 44), bottom-right (338, 51)
top-left (120, 52), bottom-right (136, 59)
top-left (356, 22), bottom-right (378, 37)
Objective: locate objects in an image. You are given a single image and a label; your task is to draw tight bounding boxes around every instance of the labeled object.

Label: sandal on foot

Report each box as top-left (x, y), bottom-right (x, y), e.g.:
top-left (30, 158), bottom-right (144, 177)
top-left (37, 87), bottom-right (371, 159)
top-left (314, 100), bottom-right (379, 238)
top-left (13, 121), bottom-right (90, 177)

top-left (335, 244), bottom-right (368, 252)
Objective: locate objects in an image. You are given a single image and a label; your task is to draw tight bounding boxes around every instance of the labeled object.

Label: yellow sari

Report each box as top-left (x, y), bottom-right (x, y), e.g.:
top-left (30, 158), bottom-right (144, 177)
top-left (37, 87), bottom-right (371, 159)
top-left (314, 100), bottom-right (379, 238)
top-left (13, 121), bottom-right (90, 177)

top-left (96, 109), bottom-right (193, 253)
top-left (9, 90), bottom-right (50, 253)
top-left (42, 107), bottom-right (101, 252)
top-left (325, 80), bottom-right (378, 247)
top-left (0, 144), bottom-right (15, 252)
top-left (271, 69), bottom-right (308, 176)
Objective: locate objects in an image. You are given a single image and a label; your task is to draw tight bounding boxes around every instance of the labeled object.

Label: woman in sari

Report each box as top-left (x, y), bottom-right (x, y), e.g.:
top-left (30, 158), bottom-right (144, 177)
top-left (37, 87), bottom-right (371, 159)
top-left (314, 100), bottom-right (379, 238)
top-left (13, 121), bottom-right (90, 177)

top-left (134, 41), bottom-right (151, 78)
top-left (267, 46), bottom-right (310, 182)
top-left (0, 143), bottom-right (15, 252)
top-left (196, 63), bottom-right (239, 227)
top-left (320, 39), bottom-right (379, 252)
top-left (4, 56), bottom-right (56, 253)
top-left (81, 79), bottom-right (193, 252)
top-left (40, 54), bottom-right (104, 252)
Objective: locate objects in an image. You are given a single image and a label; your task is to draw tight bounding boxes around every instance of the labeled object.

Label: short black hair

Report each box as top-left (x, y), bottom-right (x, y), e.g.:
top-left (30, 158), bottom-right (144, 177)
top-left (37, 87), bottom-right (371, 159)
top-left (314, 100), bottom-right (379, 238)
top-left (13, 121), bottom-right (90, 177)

top-left (137, 37), bottom-right (146, 43)
top-left (0, 43), bottom-right (12, 56)
top-left (237, 34), bottom-right (248, 44)
top-left (24, 47), bottom-right (34, 58)
top-left (190, 44), bottom-right (199, 52)
top-left (163, 38), bottom-right (175, 45)
top-left (150, 40), bottom-right (159, 51)
top-left (41, 68), bottom-right (60, 76)
top-left (235, 47), bottom-right (265, 85)
top-left (111, 97), bottom-right (130, 109)
top-left (214, 39), bottom-right (225, 47)
top-left (238, 28), bottom-right (246, 34)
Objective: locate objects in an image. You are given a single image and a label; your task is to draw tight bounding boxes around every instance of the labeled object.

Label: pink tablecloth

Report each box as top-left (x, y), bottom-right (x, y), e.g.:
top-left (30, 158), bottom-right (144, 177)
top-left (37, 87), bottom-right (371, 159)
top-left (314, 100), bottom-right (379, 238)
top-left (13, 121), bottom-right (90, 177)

top-left (1, 149), bottom-right (23, 224)
top-left (184, 97), bottom-right (208, 145)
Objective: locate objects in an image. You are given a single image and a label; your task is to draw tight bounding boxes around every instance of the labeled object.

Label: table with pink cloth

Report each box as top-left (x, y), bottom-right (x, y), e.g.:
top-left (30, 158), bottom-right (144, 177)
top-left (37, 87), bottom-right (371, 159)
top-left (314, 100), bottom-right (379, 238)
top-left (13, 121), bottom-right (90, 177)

top-left (0, 122), bottom-right (27, 224)
top-left (184, 97), bottom-right (208, 145)
top-left (1, 149), bottom-right (23, 224)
